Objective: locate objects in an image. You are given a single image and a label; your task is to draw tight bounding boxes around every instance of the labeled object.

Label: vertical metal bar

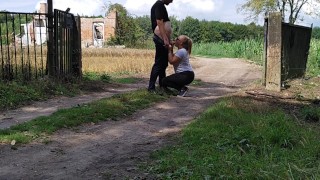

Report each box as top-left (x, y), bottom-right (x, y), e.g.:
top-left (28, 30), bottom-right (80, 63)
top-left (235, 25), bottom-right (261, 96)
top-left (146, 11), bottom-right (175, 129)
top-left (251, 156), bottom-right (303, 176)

top-left (19, 14), bottom-right (24, 78)
top-left (25, 14), bottom-right (30, 79)
top-left (60, 12), bottom-right (63, 76)
top-left (68, 27), bottom-right (71, 74)
top-left (32, 15), bottom-right (37, 80)
top-left (65, 15), bottom-right (68, 75)
top-left (39, 14), bottom-right (44, 77)
top-left (5, 13), bottom-right (12, 80)
top-left (0, 21), bottom-right (4, 79)
top-left (47, 0), bottom-right (55, 77)
top-left (5, 13), bottom-right (10, 65)
top-left (54, 9), bottom-right (58, 76)
top-left (263, 17), bottom-right (268, 86)
top-left (11, 13), bottom-right (18, 78)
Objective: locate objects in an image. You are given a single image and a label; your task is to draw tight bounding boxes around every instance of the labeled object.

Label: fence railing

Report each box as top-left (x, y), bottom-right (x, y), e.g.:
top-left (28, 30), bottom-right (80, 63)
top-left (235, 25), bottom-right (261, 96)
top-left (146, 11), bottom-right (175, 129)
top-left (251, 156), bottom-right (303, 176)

top-left (53, 9), bottom-right (82, 78)
top-left (0, 10), bottom-right (82, 82)
top-left (0, 12), bottom-right (48, 81)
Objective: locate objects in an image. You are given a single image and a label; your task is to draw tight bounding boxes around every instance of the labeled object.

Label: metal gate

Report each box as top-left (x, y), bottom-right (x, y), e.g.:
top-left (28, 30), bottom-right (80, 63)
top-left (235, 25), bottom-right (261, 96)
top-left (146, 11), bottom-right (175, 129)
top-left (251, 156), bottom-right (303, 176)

top-left (0, 9), bottom-right (82, 81)
top-left (264, 12), bottom-right (312, 91)
top-left (0, 12), bottom-right (48, 81)
top-left (52, 9), bottom-right (81, 78)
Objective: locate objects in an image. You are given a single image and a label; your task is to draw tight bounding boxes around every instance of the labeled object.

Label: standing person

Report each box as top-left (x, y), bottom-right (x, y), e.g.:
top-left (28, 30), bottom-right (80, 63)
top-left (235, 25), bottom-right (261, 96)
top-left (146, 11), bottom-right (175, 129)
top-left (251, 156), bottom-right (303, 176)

top-left (148, 0), bottom-right (173, 92)
top-left (162, 35), bottom-right (195, 97)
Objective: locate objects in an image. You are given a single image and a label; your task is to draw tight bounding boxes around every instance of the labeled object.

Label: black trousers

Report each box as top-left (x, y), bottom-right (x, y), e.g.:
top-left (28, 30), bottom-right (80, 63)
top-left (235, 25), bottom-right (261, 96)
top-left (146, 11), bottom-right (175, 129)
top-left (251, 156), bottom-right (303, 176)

top-left (162, 71), bottom-right (195, 91)
top-left (148, 35), bottom-right (168, 90)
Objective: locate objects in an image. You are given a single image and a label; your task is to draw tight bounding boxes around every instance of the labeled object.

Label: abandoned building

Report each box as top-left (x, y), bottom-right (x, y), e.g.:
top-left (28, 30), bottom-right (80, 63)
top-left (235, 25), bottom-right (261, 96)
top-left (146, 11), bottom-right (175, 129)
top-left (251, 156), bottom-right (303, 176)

top-left (80, 10), bottom-right (117, 48)
top-left (16, 2), bottom-right (117, 48)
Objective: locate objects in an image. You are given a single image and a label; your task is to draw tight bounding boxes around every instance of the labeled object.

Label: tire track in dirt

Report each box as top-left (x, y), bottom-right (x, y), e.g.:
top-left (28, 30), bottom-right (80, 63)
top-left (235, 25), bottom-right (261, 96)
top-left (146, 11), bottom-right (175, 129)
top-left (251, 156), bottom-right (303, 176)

top-left (0, 57), bottom-right (261, 179)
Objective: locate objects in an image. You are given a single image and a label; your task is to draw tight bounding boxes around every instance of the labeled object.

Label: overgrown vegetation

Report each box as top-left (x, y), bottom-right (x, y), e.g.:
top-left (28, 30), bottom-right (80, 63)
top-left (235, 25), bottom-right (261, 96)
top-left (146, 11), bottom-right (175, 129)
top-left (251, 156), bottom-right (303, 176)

top-left (0, 73), bottom-right (114, 111)
top-left (193, 38), bottom-right (320, 76)
top-left (0, 79), bottom-right (80, 111)
top-left (148, 96), bottom-right (320, 179)
top-left (0, 89), bottom-right (168, 144)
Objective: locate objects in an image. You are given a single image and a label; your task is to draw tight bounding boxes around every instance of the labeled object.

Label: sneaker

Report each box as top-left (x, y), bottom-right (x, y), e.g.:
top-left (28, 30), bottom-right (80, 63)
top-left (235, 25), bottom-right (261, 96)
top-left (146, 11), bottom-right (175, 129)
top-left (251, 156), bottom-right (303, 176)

top-left (178, 87), bottom-right (189, 97)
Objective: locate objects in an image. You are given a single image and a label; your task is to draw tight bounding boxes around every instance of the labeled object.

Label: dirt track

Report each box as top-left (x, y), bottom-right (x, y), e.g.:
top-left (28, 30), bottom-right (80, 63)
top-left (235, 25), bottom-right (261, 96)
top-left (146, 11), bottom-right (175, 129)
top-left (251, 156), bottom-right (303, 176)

top-left (0, 57), bottom-right (261, 179)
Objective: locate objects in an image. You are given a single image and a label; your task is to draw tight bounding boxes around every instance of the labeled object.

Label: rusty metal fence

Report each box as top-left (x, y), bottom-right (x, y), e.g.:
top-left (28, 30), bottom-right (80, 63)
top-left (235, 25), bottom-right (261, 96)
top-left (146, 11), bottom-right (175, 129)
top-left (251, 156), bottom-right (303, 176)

top-left (0, 12), bottom-right (48, 81)
top-left (53, 9), bottom-right (82, 78)
top-left (282, 23), bottom-right (312, 80)
top-left (0, 10), bottom-right (81, 82)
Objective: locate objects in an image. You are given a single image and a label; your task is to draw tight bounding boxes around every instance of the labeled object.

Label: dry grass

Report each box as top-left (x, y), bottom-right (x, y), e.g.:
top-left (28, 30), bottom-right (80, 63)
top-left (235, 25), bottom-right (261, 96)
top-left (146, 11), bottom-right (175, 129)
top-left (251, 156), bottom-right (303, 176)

top-left (82, 47), bottom-right (176, 75)
top-left (1, 46), bottom-right (177, 77)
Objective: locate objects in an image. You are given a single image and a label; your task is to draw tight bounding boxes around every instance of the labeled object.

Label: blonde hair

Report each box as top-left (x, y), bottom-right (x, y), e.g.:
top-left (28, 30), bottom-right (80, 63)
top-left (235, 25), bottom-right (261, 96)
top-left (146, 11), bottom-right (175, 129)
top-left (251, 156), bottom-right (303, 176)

top-left (181, 35), bottom-right (192, 55)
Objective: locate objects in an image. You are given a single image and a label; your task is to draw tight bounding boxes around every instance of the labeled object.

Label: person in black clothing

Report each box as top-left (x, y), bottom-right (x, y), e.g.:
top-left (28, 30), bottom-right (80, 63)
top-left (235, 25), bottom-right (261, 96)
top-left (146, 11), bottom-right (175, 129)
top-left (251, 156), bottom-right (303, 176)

top-left (148, 0), bottom-right (173, 92)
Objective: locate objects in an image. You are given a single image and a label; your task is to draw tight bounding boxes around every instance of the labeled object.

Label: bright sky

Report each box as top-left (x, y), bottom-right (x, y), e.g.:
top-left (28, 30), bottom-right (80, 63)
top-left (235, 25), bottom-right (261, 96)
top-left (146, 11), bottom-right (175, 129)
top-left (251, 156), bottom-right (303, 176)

top-left (1, 0), bottom-right (319, 27)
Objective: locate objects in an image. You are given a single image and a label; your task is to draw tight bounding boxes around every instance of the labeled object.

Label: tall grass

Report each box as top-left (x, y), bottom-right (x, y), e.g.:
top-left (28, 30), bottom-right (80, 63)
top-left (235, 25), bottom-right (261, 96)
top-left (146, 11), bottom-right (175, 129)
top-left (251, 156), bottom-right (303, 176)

top-left (193, 39), bottom-right (320, 76)
top-left (307, 39), bottom-right (320, 76)
top-left (193, 39), bottom-right (264, 65)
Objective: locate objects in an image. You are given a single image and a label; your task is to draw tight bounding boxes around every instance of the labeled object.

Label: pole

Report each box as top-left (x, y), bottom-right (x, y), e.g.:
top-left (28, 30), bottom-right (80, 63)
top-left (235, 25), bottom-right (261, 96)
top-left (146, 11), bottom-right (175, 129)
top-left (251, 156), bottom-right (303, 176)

top-left (47, 0), bottom-right (55, 77)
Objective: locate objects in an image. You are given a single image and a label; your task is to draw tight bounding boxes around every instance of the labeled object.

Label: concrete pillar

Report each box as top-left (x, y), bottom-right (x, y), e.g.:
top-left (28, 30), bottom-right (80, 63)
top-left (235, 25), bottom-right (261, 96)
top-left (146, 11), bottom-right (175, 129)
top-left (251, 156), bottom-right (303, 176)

top-left (266, 12), bottom-right (282, 92)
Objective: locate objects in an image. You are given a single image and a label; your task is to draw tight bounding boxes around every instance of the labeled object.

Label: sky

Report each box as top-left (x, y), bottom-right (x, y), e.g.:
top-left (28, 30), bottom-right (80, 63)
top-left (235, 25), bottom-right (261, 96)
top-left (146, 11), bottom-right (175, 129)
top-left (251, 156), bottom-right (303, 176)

top-left (1, 0), bottom-right (319, 27)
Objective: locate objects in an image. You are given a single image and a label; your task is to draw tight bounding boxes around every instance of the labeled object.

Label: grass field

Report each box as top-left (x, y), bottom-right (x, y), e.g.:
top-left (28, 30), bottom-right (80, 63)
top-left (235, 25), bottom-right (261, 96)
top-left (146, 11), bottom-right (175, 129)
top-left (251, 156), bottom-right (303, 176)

top-left (0, 40), bottom-right (319, 178)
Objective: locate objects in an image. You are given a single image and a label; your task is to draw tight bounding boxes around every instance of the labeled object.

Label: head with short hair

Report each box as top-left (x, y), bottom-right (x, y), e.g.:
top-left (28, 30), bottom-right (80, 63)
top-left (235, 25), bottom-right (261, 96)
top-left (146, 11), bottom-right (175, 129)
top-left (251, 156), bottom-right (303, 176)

top-left (163, 0), bottom-right (173, 5)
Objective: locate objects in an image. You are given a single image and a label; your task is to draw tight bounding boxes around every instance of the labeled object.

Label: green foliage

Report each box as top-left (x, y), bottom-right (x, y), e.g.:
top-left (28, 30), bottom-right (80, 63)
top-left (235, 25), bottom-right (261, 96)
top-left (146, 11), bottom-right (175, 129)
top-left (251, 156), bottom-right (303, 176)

top-left (179, 16), bottom-right (201, 43)
top-left (149, 97), bottom-right (320, 178)
top-left (193, 39), bottom-right (264, 65)
top-left (306, 39), bottom-right (320, 76)
top-left (193, 38), bottom-right (320, 76)
top-left (0, 79), bottom-right (81, 111)
top-left (176, 18), bottom-right (263, 43)
top-left (312, 27), bottom-right (320, 39)
top-left (112, 77), bottom-right (141, 84)
top-left (0, 10), bottom-right (9, 23)
top-left (106, 3), bottom-right (135, 46)
top-left (0, 89), bottom-right (168, 144)
top-left (103, 4), bottom-right (264, 47)
top-left (239, 0), bottom-right (320, 24)
top-left (0, 12), bottom-right (33, 45)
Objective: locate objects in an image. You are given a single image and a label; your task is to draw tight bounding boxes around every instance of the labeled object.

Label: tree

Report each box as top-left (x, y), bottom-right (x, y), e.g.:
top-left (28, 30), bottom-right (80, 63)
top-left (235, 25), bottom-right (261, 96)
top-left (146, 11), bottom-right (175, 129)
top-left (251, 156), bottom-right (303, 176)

top-left (0, 10), bottom-right (9, 23)
top-left (238, 0), bottom-right (320, 24)
top-left (179, 16), bottom-right (201, 43)
top-left (103, 3), bottom-right (139, 47)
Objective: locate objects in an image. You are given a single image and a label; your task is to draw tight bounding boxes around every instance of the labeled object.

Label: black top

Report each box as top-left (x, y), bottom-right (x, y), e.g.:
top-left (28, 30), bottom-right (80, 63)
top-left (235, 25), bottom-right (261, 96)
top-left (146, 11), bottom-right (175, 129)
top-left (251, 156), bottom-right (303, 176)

top-left (151, 0), bottom-right (170, 32)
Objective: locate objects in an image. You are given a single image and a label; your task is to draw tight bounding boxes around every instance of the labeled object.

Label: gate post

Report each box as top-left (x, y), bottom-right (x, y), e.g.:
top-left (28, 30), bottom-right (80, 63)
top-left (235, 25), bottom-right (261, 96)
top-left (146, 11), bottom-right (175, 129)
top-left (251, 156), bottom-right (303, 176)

top-left (47, 0), bottom-right (55, 77)
top-left (265, 12), bottom-right (282, 92)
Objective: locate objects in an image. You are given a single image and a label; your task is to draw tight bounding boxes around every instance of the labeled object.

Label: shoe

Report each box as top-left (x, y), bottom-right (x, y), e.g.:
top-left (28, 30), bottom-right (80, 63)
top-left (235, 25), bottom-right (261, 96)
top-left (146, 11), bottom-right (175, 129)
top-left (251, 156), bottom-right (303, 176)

top-left (178, 86), bottom-right (188, 97)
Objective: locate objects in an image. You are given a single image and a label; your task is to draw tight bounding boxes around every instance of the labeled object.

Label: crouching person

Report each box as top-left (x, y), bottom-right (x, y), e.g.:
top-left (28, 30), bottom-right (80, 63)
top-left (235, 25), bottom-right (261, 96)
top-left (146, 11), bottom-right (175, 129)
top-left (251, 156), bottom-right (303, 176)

top-left (162, 35), bottom-right (194, 97)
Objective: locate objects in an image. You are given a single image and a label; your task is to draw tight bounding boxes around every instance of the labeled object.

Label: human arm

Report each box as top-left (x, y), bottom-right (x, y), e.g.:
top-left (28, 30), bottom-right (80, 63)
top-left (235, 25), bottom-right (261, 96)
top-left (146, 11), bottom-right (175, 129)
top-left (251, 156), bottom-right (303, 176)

top-left (168, 44), bottom-right (181, 65)
top-left (156, 19), bottom-right (170, 47)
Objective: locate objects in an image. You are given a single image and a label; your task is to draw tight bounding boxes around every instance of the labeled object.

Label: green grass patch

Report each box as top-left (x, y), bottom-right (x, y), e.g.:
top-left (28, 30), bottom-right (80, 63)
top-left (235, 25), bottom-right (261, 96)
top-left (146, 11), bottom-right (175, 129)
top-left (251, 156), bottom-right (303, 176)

top-left (193, 38), bottom-right (320, 76)
top-left (149, 96), bottom-right (320, 179)
top-left (0, 89), bottom-right (168, 144)
top-left (112, 77), bottom-right (142, 84)
top-left (193, 39), bottom-right (264, 65)
top-left (190, 79), bottom-right (204, 86)
top-left (0, 80), bottom-right (81, 111)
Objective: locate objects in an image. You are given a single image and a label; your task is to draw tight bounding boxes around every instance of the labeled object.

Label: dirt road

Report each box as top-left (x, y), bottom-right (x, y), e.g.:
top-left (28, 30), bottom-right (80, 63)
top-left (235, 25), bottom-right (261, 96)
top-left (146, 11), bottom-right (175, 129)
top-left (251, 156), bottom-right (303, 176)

top-left (0, 57), bottom-right (261, 179)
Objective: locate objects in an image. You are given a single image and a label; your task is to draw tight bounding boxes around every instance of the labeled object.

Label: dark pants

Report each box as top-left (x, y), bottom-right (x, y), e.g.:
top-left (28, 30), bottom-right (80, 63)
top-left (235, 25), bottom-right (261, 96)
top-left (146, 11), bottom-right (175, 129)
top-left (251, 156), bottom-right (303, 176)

top-left (162, 71), bottom-right (195, 91)
top-left (148, 35), bottom-right (168, 90)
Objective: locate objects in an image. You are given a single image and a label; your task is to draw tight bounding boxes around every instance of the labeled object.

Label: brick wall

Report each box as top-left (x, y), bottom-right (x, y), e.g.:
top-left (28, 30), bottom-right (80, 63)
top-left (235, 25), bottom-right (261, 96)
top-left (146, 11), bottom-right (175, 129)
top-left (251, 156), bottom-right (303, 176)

top-left (80, 10), bottom-right (117, 47)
